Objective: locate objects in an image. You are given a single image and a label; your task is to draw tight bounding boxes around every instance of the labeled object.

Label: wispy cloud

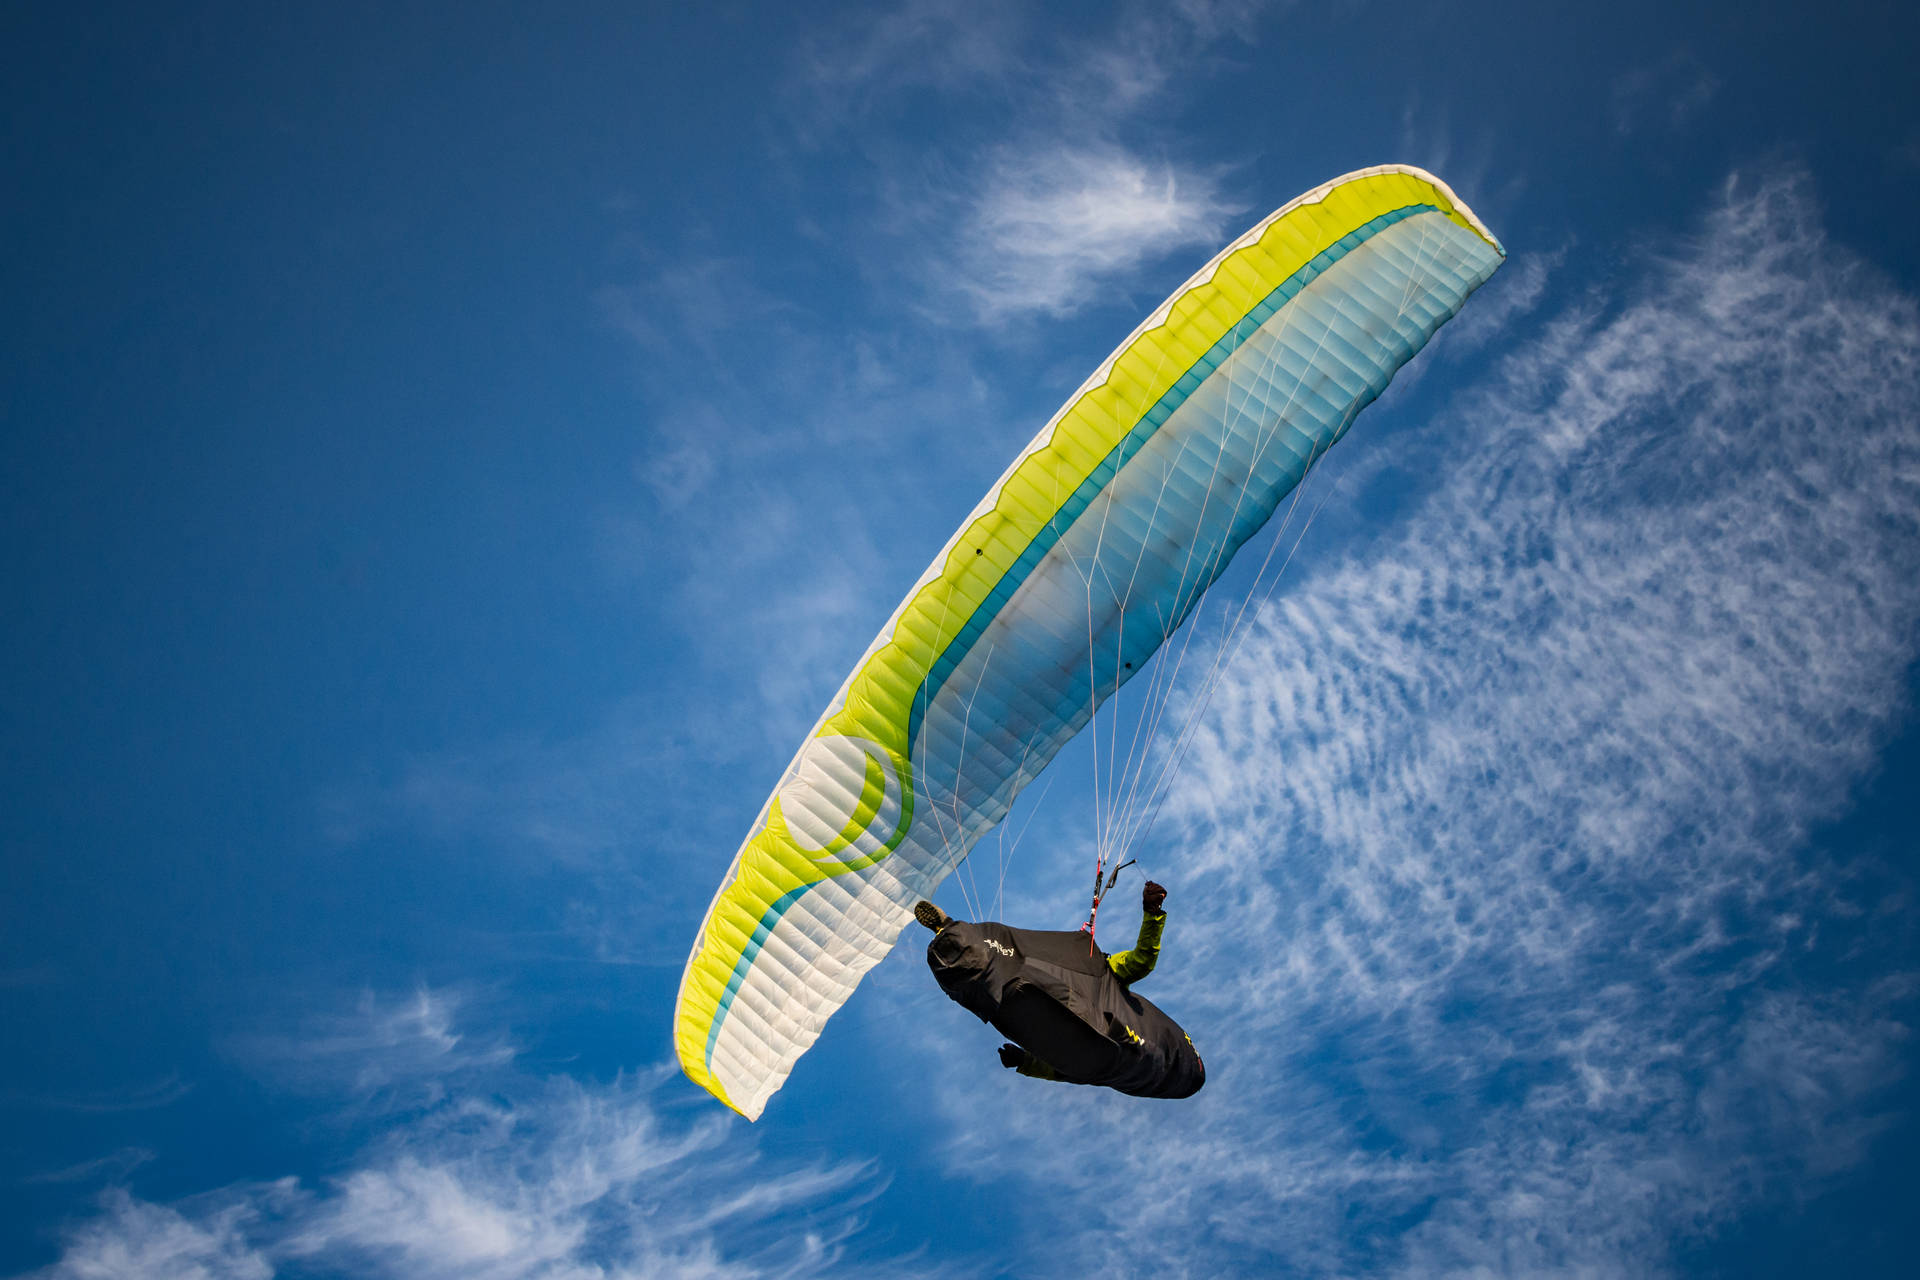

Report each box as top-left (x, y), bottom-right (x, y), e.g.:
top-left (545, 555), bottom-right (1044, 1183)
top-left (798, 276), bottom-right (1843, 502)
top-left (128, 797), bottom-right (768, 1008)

top-left (229, 986), bottom-right (515, 1116)
top-left (905, 168), bottom-right (1920, 1275)
top-left (788, 1), bottom-right (1273, 322)
top-left (1612, 48), bottom-right (1722, 136)
top-left (942, 143), bottom-right (1237, 320)
top-left (791, 0), bottom-right (1031, 123)
top-left (19, 1149), bottom-right (155, 1188)
top-left (27, 1188), bottom-right (276, 1280)
top-left (794, 0), bottom-right (1282, 124)
top-left (33, 1043), bottom-right (892, 1280)
top-left (322, 713), bottom-right (693, 864)
top-left (3, 1075), bottom-right (193, 1115)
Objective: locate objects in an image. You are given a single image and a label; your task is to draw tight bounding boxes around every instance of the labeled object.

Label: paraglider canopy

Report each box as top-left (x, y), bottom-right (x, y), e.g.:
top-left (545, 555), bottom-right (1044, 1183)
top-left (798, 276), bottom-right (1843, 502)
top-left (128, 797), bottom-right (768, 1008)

top-left (675, 165), bottom-right (1505, 1119)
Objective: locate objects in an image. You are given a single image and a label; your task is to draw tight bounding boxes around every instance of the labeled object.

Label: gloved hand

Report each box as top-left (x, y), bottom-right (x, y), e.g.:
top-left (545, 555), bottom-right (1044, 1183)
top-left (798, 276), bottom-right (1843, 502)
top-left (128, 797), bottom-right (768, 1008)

top-left (998, 1043), bottom-right (1024, 1070)
top-left (1142, 880), bottom-right (1167, 914)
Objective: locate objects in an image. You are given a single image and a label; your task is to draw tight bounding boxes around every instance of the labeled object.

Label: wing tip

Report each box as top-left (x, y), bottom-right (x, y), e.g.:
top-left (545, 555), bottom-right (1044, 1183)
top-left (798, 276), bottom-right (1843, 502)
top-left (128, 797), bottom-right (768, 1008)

top-left (1370, 162), bottom-right (1506, 258)
top-left (676, 1042), bottom-right (759, 1120)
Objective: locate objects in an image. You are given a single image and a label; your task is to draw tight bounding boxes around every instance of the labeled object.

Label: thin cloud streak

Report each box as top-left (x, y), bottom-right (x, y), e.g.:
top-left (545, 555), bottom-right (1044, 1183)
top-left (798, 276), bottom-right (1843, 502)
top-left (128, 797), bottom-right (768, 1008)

top-left (3, 1076), bottom-right (193, 1116)
top-left (229, 987), bottom-right (516, 1116)
top-left (18, 1150), bottom-right (155, 1188)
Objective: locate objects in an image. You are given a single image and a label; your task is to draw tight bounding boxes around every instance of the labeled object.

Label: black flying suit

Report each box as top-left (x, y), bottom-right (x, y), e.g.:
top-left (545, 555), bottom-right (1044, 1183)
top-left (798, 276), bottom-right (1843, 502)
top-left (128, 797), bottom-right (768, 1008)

top-left (925, 915), bottom-right (1206, 1099)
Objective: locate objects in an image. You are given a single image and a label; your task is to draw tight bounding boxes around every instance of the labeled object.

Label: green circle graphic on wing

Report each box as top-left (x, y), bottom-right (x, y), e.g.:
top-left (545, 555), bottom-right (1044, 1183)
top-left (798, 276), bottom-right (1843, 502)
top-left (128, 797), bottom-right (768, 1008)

top-left (774, 733), bottom-right (913, 872)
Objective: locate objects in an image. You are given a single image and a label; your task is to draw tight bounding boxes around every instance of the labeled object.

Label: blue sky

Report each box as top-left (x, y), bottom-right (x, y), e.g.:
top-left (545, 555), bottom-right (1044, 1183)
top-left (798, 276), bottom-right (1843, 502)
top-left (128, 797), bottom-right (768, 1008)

top-left (5, 0), bottom-right (1920, 1275)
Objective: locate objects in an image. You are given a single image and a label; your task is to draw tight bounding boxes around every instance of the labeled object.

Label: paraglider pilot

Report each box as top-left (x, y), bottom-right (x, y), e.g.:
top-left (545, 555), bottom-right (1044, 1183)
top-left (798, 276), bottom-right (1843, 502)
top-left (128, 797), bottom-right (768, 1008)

top-left (914, 880), bottom-right (1203, 1099)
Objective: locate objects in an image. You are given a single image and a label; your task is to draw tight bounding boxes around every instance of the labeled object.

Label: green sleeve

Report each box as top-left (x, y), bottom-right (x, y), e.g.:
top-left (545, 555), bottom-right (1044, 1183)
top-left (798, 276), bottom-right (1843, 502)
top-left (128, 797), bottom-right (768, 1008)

top-left (1106, 910), bottom-right (1166, 985)
top-left (1015, 1053), bottom-right (1060, 1080)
